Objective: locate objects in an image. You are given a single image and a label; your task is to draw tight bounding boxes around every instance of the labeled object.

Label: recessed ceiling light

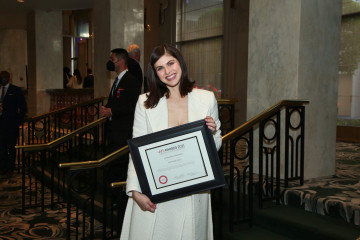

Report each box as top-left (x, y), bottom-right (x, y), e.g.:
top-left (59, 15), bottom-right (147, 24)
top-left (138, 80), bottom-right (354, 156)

top-left (17, 0), bottom-right (24, 2)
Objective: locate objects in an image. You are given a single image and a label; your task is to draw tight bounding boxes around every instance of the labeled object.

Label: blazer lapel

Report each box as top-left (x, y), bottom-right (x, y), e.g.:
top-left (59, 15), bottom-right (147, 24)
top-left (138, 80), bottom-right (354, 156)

top-left (146, 90), bottom-right (209, 133)
top-left (113, 74), bottom-right (124, 96)
top-left (146, 96), bottom-right (168, 133)
top-left (188, 91), bottom-right (209, 123)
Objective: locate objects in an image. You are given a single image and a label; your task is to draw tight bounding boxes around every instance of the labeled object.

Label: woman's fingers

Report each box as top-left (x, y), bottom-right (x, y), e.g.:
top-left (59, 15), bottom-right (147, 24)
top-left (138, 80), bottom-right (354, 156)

top-left (205, 116), bottom-right (216, 133)
top-left (132, 191), bottom-right (157, 213)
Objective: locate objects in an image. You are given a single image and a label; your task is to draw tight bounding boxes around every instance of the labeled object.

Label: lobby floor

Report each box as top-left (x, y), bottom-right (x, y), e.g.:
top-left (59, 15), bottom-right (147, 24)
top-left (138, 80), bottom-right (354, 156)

top-left (282, 141), bottom-right (360, 226)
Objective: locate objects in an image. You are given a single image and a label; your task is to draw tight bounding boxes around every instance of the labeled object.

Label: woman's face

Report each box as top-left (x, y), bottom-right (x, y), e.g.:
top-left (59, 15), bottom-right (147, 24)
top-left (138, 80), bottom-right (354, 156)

top-left (154, 53), bottom-right (182, 88)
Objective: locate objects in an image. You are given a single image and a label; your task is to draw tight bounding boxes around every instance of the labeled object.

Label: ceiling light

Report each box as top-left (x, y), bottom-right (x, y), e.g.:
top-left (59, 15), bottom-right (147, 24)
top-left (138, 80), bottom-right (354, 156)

top-left (17, 0), bottom-right (24, 2)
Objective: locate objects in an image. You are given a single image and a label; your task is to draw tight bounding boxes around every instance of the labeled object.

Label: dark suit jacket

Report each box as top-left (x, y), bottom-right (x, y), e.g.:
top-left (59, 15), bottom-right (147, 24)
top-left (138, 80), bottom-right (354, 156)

top-left (106, 71), bottom-right (141, 137)
top-left (127, 57), bottom-right (143, 90)
top-left (83, 75), bottom-right (94, 88)
top-left (2, 84), bottom-right (27, 127)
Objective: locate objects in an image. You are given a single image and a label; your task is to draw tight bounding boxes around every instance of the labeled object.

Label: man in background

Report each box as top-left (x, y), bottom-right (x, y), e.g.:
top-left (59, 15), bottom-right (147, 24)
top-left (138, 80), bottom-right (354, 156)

top-left (127, 44), bottom-right (144, 92)
top-left (101, 48), bottom-right (141, 153)
top-left (100, 48), bottom-right (141, 186)
top-left (83, 68), bottom-right (94, 88)
top-left (0, 70), bottom-right (27, 175)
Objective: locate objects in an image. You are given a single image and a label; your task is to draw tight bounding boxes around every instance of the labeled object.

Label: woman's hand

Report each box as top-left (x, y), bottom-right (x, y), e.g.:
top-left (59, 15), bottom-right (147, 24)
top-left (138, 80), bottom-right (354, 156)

top-left (132, 191), bottom-right (157, 213)
top-left (205, 116), bottom-right (217, 134)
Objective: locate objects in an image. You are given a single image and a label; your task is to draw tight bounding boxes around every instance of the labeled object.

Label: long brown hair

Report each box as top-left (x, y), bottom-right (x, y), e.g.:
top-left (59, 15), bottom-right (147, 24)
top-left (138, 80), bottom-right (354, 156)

top-left (144, 44), bottom-right (194, 109)
top-left (73, 69), bottom-right (82, 85)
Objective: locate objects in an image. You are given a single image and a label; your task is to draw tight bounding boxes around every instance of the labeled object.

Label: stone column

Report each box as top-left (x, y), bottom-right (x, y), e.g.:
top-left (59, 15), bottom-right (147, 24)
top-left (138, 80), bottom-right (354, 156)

top-left (0, 29), bottom-right (27, 89)
top-left (27, 10), bottom-right (63, 115)
top-left (351, 64), bottom-right (360, 118)
top-left (247, 0), bottom-right (342, 179)
top-left (222, 0), bottom-right (249, 125)
top-left (93, 0), bottom-right (144, 98)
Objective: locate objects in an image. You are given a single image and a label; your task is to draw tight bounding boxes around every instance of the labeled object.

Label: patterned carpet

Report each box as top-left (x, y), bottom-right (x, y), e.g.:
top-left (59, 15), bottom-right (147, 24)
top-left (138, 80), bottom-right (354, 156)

top-left (0, 173), bottom-right (103, 239)
top-left (282, 142), bottom-right (360, 226)
top-left (0, 142), bottom-right (359, 239)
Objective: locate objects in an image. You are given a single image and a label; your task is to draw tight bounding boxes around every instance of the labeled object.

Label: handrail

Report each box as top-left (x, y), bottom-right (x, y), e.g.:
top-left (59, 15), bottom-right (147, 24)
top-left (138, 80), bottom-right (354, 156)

top-left (59, 145), bottom-right (129, 170)
top-left (222, 99), bottom-right (309, 142)
top-left (217, 98), bottom-right (238, 104)
top-left (24, 96), bottom-right (107, 122)
top-left (58, 99), bottom-right (309, 172)
top-left (16, 117), bottom-right (108, 151)
top-left (110, 181), bottom-right (127, 188)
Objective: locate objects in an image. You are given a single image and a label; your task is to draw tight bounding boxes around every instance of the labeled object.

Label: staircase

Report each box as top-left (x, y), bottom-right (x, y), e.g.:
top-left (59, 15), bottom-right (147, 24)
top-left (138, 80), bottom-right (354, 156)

top-left (24, 99), bottom-right (360, 240)
top-left (215, 188), bottom-right (360, 240)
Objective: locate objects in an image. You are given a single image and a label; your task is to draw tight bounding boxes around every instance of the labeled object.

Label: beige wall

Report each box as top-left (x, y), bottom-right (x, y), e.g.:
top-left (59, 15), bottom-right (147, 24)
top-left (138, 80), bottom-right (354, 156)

top-left (338, 75), bottom-right (352, 117)
top-left (222, 0), bottom-right (249, 125)
top-left (144, 0), bottom-right (160, 75)
top-left (248, 0), bottom-right (342, 179)
top-left (143, 0), bottom-right (175, 76)
top-left (93, 0), bottom-right (144, 98)
top-left (27, 10), bottom-right (63, 115)
top-left (0, 29), bottom-right (27, 88)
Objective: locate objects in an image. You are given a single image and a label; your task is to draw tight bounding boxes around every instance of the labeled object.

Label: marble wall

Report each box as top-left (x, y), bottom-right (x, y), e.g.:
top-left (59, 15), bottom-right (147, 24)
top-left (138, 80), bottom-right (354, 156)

top-left (248, 0), bottom-right (342, 179)
top-left (144, 0), bottom-right (161, 75)
top-left (0, 29), bottom-right (27, 88)
top-left (351, 66), bottom-right (360, 118)
top-left (222, 0), bottom-right (249, 125)
top-left (93, 0), bottom-right (144, 98)
top-left (27, 10), bottom-right (63, 115)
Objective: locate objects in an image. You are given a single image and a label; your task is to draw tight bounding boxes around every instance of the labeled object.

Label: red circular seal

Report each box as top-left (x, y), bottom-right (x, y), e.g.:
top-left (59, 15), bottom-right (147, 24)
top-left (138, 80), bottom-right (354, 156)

top-left (159, 175), bottom-right (168, 184)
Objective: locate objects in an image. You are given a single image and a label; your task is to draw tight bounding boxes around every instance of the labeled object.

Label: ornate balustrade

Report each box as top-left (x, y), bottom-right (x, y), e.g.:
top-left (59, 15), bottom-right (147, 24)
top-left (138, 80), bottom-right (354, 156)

top-left (47, 89), bottom-right (94, 111)
top-left (220, 99), bottom-right (309, 235)
top-left (16, 97), bottom-right (107, 171)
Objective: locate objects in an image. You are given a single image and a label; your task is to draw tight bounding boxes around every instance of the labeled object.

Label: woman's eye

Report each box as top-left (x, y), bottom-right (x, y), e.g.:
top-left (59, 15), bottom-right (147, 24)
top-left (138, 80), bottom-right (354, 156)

top-left (156, 67), bottom-right (163, 71)
top-left (168, 61), bottom-right (174, 66)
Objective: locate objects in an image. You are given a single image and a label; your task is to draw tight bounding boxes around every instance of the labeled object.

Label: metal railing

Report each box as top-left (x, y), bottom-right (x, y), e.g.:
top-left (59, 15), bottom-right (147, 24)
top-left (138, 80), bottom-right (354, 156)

top-left (16, 97), bottom-right (107, 169)
top-left (59, 145), bottom-right (130, 239)
top-left (16, 117), bottom-right (107, 216)
top-left (220, 99), bottom-right (309, 234)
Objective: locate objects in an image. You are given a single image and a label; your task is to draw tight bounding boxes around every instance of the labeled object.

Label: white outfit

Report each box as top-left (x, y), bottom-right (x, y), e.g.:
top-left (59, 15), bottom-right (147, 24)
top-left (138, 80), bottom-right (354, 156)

top-left (120, 89), bottom-right (222, 240)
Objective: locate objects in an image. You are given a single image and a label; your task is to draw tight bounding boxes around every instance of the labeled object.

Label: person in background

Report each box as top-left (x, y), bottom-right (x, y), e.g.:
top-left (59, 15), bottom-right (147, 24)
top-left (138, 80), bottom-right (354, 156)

top-left (100, 48), bottom-right (142, 185)
top-left (0, 70), bottom-right (27, 175)
top-left (83, 68), bottom-right (94, 88)
top-left (66, 69), bottom-right (83, 89)
top-left (63, 67), bottom-right (72, 88)
top-left (101, 48), bottom-right (141, 153)
top-left (127, 44), bottom-right (144, 92)
top-left (120, 44), bottom-right (221, 240)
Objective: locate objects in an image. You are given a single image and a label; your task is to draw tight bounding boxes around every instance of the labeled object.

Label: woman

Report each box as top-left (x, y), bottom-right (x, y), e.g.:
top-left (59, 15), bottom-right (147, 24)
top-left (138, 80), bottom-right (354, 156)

top-left (63, 67), bottom-right (72, 88)
top-left (120, 44), bottom-right (222, 240)
top-left (66, 69), bottom-right (83, 89)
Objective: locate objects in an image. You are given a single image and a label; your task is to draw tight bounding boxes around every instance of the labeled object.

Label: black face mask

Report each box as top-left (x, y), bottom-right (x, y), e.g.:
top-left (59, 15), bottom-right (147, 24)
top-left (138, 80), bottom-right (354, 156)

top-left (0, 77), bottom-right (6, 86)
top-left (106, 60), bottom-right (115, 71)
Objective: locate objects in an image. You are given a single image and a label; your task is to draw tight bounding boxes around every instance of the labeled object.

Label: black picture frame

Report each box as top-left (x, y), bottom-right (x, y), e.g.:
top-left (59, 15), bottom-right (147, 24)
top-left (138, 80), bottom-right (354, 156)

top-left (127, 119), bottom-right (226, 203)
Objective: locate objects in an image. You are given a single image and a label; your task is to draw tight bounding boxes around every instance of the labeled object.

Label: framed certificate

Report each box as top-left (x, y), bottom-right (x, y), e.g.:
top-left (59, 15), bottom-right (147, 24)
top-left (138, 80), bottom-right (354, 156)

top-left (127, 119), bottom-right (226, 203)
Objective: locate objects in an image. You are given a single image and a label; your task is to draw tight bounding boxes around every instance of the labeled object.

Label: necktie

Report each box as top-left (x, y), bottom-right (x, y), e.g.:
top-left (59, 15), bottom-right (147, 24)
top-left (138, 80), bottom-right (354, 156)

top-left (111, 76), bottom-right (119, 96)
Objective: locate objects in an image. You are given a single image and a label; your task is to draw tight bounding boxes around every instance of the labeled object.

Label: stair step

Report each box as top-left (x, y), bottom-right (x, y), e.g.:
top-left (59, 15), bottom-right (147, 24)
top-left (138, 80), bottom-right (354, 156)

top-left (222, 226), bottom-right (292, 240)
top-left (254, 204), bottom-right (360, 240)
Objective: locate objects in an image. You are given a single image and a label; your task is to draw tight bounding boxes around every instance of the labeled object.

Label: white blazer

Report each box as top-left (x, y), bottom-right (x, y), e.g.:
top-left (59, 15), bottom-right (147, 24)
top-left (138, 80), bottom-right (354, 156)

top-left (121, 88), bottom-right (222, 240)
